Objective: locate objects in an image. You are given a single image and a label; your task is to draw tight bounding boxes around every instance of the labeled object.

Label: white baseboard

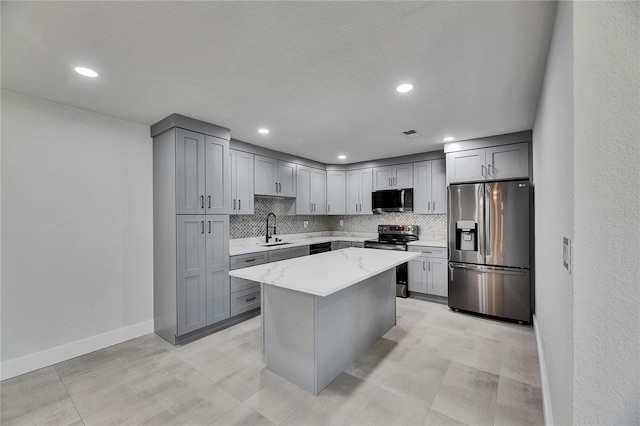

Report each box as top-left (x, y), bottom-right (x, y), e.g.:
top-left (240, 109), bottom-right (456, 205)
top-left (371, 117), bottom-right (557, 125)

top-left (533, 314), bottom-right (553, 426)
top-left (0, 320), bottom-right (154, 381)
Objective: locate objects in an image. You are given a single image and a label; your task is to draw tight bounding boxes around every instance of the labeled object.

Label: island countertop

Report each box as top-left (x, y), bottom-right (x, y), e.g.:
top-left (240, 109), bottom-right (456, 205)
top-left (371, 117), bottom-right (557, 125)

top-left (229, 247), bottom-right (420, 297)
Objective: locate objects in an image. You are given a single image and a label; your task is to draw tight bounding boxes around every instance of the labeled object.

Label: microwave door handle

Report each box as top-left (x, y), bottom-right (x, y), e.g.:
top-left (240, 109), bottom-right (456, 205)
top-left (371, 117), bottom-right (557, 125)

top-left (400, 189), bottom-right (405, 207)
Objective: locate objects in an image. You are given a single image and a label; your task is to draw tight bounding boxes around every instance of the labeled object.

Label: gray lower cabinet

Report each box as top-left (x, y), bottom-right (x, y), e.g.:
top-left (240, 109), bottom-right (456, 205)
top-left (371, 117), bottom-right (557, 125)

top-left (176, 215), bottom-right (230, 336)
top-left (229, 251), bottom-right (268, 316)
top-left (408, 246), bottom-right (448, 297)
top-left (268, 245), bottom-right (310, 262)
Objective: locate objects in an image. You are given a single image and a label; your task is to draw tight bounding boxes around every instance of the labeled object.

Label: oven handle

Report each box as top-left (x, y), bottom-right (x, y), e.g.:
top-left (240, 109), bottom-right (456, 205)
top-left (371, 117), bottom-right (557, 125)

top-left (364, 244), bottom-right (406, 251)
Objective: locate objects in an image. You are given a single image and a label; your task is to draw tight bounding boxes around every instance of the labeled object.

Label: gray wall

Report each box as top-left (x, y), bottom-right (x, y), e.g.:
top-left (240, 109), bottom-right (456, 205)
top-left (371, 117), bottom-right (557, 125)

top-left (230, 197), bottom-right (446, 239)
top-left (532, 1), bottom-right (573, 423)
top-left (533, 1), bottom-right (640, 424)
top-left (572, 1), bottom-right (639, 424)
top-left (1, 91), bottom-right (154, 378)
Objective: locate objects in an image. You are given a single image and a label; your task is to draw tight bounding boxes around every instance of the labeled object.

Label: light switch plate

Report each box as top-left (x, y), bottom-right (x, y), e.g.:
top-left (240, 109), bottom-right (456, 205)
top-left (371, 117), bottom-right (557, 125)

top-left (562, 237), bottom-right (572, 274)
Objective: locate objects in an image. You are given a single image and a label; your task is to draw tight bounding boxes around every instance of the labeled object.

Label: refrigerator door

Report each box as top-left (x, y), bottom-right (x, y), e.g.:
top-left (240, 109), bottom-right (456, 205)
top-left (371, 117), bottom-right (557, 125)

top-left (485, 180), bottom-right (530, 268)
top-left (448, 263), bottom-right (530, 322)
top-left (448, 183), bottom-right (485, 264)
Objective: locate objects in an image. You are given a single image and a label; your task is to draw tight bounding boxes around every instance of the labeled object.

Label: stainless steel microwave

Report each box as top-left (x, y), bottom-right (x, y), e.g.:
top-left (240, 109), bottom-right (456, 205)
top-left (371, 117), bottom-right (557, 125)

top-left (372, 189), bottom-right (413, 213)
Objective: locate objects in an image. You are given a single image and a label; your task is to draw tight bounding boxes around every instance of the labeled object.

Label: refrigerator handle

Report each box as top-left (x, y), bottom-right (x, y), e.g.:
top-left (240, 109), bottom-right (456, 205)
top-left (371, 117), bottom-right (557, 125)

top-left (486, 185), bottom-right (491, 257)
top-left (450, 263), bottom-right (528, 276)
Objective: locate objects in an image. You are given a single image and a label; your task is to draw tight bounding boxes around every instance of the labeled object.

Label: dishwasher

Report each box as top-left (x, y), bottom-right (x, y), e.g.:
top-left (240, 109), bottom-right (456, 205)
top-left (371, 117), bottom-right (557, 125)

top-left (309, 242), bottom-right (332, 255)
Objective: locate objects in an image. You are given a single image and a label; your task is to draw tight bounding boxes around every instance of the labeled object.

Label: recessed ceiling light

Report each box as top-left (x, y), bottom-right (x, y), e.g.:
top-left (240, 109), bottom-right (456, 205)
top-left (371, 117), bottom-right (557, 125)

top-left (338, 155), bottom-right (346, 160)
top-left (443, 136), bottom-right (455, 142)
top-left (258, 128), bottom-right (270, 134)
top-left (74, 66), bottom-right (99, 78)
top-left (396, 83), bottom-right (413, 93)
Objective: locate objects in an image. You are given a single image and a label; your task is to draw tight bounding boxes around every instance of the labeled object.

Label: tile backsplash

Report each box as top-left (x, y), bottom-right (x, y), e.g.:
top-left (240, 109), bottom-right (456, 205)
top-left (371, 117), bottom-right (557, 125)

top-left (230, 197), bottom-right (446, 240)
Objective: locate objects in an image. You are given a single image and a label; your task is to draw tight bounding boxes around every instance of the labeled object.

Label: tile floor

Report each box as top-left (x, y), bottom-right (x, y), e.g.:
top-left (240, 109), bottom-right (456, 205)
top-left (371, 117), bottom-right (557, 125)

top-left (1, 298), bottom-right (544, 425)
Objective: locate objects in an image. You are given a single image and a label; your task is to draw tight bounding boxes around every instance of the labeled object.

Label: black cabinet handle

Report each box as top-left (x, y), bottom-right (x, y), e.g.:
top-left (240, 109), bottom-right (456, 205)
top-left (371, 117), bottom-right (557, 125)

top-left (244, 258), bottom-right (256, 262)
top-left (239, 199), bottom-right (241, 210)
top-left (201, 221), bottom-right (204, 234)
top-left (208, 221), bottom-right (211, 233)
top-left (200, 195), bottom-right (204, 208)
top-left (208, 196), bottom-right (211, 208)
top-left (245, 296), bottom-right (257, 302)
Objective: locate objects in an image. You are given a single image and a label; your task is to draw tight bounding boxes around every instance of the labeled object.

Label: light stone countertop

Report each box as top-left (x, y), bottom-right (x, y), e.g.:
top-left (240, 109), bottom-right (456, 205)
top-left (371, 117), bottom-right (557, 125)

top-left (229, 235), bottom-right (371, 256)
top-left (229, 247), bottom-right (420, 297)
top-left (406, 240), bottom-right (448, 248)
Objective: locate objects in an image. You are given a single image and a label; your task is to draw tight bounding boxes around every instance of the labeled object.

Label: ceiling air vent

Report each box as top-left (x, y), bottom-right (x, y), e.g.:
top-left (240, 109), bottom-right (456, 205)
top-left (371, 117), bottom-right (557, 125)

top-left (402, 129), bottom-right (422, 138)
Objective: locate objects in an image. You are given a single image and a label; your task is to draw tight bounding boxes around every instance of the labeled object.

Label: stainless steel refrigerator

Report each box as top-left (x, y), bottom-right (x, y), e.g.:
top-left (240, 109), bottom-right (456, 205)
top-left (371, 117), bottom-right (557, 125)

top-left (448, 180), bottom-right (532, 322)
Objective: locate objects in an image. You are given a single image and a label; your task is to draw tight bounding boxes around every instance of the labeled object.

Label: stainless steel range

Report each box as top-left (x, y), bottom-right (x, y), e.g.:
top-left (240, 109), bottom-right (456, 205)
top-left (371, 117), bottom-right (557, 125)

top-left (364, 225), bottom-right (419, 297)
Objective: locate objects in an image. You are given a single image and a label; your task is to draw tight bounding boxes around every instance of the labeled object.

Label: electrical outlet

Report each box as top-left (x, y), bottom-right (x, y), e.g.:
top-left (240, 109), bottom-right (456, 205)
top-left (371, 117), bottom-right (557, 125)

top-left (339, 220), bottom-right (344, 226)
top-left (562, 237), bottom-right (572, 274)
top-left (303, 221), bottom-right (308, 228)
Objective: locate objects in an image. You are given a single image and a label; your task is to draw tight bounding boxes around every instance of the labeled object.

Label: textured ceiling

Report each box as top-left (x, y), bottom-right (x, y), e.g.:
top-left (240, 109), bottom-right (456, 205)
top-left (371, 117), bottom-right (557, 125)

top-left (1, 1), bottom-right (556, 164)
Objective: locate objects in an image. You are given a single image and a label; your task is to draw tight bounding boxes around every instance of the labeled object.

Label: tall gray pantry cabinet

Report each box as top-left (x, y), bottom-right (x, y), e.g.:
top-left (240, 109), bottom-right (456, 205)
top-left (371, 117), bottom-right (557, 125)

top-left (151, 115), bottom-right (231, 345)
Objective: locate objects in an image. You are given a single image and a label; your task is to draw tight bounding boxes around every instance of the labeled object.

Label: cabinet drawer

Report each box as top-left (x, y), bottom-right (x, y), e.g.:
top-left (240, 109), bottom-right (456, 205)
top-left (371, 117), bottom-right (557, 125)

top-left (230, 275), bottom-right (260, 293)
top-left (408, 246), bottom-right (447, 258)
top-left (268, 245), bottom-right (310, 262)
top-left (230, 252), bottom-right (269, 270)
top-left (350, 242), bottom-right (364, 248)
top-left (230, 288), bottom-right (261, 316)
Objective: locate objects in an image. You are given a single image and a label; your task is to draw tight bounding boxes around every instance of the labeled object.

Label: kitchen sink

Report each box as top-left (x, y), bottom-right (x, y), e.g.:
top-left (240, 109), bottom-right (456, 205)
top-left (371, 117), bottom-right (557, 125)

top-left (258, 241), bottom-right (292, 247)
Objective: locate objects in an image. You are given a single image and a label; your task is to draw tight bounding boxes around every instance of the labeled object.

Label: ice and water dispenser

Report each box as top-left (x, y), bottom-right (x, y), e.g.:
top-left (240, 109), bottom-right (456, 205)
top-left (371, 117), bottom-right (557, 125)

top-left (455, 220), bottom-right (478, 252)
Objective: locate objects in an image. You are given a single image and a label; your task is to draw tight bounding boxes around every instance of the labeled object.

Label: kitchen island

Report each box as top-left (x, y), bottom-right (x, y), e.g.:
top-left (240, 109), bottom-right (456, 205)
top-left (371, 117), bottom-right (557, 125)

top-left (229, 247), bottom-right (420, 394)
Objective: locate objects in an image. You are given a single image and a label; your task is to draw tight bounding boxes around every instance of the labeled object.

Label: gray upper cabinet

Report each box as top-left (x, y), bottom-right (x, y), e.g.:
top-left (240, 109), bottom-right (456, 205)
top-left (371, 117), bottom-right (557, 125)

top-left (485, 143), bottom-right (530, 181)
top-left (205, 216), bottom-right (230, 325)
top-left (254, 155), bottom-right (297, 197)
top-left (326, 171), bottom-right (346, 215)
top-left (413, 159), bottom-right (446, 214)
top-left (297, 165), bottom-right (326, 215)
top-left (175, 129), bottom-right (206, 214)
top-left (230, 149), bottom-right (254, 215)
top-left (176, 215), bottom-right (207, 335)
top-left (446, 148), bottom-right (486, 184)
top-left (447, 142), bottom-right (529, 184)
top-left (175, 128), bottom-right (230, 214)
top-left (346, 168), bottom-right (373, 215)
top-left (205, 136), bottom-right (231, 214)
top-left (373, 163), bottom-right (414, 190)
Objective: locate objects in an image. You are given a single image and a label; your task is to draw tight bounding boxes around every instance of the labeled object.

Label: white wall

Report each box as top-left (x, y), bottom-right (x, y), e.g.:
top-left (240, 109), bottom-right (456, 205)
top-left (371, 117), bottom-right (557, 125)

top-left (531, 1), bottom-right (573, 424)
top-left (1, 91), bottom-right (154, 379)
top-left (534, 1), bottom-right (640, 424)
top-left (572, 2), bottom-right (640, 424)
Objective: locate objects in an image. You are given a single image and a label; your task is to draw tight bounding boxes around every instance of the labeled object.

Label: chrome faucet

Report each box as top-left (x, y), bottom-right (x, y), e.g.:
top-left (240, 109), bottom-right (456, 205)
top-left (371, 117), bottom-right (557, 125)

top-left (266, 212), bottom-right (277, 243)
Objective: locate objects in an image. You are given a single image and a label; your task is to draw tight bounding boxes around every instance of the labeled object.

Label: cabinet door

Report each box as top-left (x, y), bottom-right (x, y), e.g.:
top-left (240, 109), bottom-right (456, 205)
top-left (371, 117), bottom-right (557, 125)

top-left (393, 163), bottom-right (414, 188)
top-left (446, 148), bottom-right (486, 184)
top-left (254, 155), bottom-right (278, 196)
top-left (427, 257), bottom-right (448, 297)
top-left (205, 136), bottom-right (230, 214)
top-left (359, 168), bottom-right (373, 215)
top-left (310, 168), bottom-right (326, 214)
top-left (486, 142), bottom-right (529, 180)
top-left (372, 166), bottom-right (393, 191)
top-left (277, 161), bottom-right (297, 197)
top-left (408, 256), bottom-right (428, 293)
top-left (206, 216), bottom-right (230, 325)
top-left (326, 171), bottom-right (345, 215)
top-left (430, 159), bottom-right (447, 214)
top-left (231, 150), bottom-right (254, 215)
top-left (175, 129), bottom-right (205, 214)
top-left (295, 165), bottom-right (312, 215)
top-left (412, 161), bottom-right (431, 214)
top-left (346, 170), bottom-right (360, 214)
top-left (176, 215), bottom-right (206, 335)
